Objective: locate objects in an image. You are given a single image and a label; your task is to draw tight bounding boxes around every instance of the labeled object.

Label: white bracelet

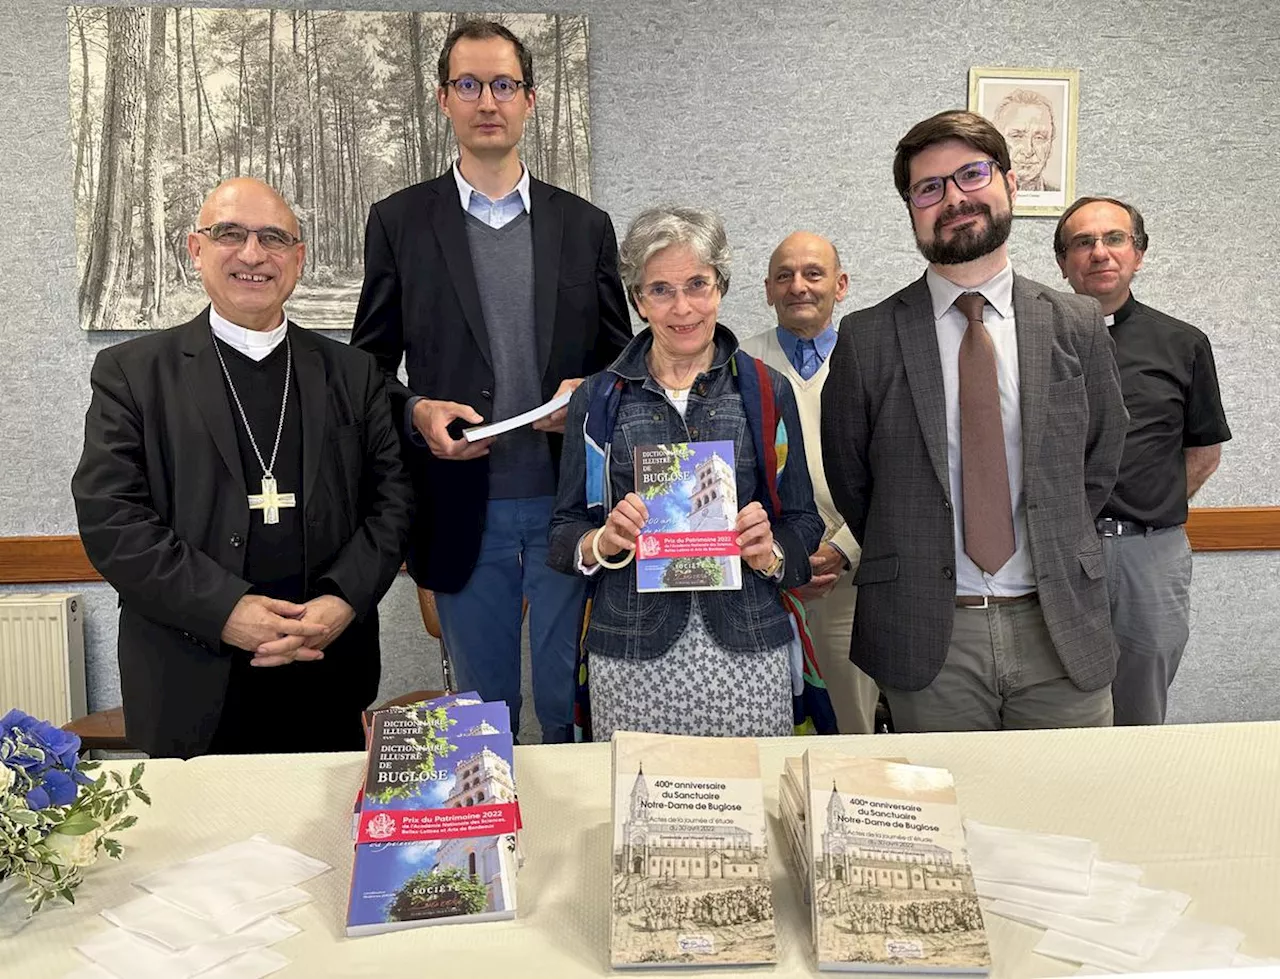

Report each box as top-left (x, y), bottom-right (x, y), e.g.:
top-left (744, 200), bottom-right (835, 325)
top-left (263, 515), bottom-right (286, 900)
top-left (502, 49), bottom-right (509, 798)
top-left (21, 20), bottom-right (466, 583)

top-left (591, 527), bottom-right (636, 570)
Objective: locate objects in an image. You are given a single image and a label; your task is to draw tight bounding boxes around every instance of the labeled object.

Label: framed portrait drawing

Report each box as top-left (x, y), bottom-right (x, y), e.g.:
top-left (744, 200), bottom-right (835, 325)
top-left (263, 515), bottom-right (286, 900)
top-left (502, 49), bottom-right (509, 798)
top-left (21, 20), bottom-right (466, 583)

top-left (968, 66), bottom-right (1079, 217)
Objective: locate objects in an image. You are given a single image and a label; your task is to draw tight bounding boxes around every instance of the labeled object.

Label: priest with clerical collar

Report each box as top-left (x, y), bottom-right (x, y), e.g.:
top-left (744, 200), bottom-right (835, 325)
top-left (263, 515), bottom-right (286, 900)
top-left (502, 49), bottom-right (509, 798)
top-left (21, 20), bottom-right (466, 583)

top-left (72, 178), bottom-right (413, 759)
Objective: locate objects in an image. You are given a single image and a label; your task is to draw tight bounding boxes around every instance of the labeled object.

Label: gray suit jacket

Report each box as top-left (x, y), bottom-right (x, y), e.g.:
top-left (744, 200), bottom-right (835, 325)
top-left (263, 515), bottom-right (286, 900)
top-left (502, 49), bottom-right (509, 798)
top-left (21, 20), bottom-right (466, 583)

top-left (821, 273), bottom-right (1126, 692)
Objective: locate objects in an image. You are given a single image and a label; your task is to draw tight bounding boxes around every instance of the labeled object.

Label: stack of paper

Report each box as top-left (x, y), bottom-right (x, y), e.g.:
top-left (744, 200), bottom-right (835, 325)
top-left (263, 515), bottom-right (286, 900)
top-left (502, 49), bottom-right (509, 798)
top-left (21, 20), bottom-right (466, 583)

top-left (965, 820), bottom-right (1263, 972)
top-left (68, 835), bottom-right (329, 979)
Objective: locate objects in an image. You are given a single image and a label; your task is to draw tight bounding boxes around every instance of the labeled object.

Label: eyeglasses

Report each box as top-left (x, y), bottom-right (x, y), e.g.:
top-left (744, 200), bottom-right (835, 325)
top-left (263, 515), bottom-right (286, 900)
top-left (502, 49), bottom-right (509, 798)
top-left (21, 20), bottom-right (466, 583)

top-left (196, 223), bottom-right (302, 250)
top-left (1065, 231), bottom-right (1139, 254)
top-left (905, 160), bottom-right (1003, 208)
top-left (444, 75), bottom-right (529, 103)
top-left (638, 277), bottom-right (717, 305)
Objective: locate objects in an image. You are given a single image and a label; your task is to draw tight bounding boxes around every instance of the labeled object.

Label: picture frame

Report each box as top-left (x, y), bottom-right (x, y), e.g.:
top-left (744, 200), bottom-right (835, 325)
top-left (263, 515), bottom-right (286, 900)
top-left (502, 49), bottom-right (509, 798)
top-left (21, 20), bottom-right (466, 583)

top-left (968, 66), bottom-right (1079, 217)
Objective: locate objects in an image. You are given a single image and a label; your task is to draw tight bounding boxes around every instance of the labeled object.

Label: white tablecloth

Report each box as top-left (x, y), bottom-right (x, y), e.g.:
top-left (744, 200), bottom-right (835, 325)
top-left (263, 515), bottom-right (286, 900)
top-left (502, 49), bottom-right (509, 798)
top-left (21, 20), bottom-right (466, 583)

top-left (6, 722), bottom-right (1280, 978)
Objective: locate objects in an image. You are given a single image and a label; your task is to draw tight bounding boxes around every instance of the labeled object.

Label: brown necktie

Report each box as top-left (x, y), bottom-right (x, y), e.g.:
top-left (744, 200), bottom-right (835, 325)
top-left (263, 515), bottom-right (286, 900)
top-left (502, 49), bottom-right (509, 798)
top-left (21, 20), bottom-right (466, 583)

top-left (954, 292), bottom-right (1015, 574)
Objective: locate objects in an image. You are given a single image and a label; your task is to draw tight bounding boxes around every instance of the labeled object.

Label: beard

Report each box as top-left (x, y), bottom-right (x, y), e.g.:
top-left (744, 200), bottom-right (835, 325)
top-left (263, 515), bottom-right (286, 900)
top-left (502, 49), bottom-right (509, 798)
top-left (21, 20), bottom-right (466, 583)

top-left (916, 201), bottom-right (1013, 265)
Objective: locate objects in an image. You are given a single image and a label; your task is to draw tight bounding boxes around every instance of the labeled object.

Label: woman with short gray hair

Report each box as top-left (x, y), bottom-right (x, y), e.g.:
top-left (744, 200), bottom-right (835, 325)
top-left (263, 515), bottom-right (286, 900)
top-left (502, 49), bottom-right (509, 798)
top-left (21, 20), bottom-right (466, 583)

top-left (548, 206), bottom-right (824, 740)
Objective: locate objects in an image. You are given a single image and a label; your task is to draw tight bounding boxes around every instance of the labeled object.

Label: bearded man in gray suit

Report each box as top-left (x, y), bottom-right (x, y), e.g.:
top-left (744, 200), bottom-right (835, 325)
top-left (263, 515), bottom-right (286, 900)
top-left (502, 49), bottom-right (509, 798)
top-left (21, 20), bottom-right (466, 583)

top-left (821, 111), bottom-right (1127, 732)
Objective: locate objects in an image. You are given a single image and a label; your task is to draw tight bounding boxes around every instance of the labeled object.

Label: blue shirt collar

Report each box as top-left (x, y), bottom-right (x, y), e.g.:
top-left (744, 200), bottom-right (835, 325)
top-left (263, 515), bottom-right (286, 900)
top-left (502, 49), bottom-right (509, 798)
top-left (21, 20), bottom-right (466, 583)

top-left (452, 162), bottom-right (532, 214)
top-left (774, 321), bottom-right (838, 363)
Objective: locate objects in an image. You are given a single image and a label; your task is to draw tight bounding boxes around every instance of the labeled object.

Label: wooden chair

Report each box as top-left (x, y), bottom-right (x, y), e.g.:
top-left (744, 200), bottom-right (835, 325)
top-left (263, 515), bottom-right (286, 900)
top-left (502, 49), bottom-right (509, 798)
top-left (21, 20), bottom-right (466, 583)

top-left (63, 707), bottom-right (131, 753)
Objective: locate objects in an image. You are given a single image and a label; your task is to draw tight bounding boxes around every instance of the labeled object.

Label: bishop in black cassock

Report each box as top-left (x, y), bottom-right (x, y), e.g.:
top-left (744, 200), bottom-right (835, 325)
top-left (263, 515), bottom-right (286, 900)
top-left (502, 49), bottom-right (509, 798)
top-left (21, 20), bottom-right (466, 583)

top-left (72, 178), bottom-right (413, 759)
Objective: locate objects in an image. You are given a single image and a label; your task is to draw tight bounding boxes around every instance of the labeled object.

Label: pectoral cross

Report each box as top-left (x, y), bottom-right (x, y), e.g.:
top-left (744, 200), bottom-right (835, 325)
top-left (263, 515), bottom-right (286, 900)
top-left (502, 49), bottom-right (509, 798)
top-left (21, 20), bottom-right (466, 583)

top-left (247, 475), bottom-right (296, 525)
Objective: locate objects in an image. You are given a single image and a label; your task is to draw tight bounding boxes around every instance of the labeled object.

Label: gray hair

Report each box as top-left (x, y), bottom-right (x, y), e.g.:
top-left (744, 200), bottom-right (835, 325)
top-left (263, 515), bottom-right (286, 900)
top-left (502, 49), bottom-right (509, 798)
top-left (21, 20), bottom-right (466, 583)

top-left (617, 206), bottom-right (731, 313)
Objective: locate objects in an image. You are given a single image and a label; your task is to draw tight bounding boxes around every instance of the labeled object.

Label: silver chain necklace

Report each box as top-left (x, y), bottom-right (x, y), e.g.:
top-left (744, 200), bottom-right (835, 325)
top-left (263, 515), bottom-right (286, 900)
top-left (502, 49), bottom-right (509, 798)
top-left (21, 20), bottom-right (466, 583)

top-left (213, 332), bottom-right (297, 525)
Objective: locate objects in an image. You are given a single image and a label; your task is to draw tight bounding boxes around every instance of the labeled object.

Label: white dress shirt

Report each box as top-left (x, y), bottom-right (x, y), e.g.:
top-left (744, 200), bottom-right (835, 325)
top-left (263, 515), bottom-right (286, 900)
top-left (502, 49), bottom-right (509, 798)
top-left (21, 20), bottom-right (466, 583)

top-left (452, 163), bottom-right (531, 229)
top-left (925, 262), bottom-right (1035, 596)
top-left (209, 307), bottom-right (287, 361)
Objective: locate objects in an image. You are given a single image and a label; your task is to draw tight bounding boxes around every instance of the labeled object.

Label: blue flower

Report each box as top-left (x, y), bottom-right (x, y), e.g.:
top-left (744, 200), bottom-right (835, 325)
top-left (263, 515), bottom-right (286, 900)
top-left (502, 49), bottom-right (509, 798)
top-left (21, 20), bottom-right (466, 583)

top-left (1, 708), bottom-right (81, 771)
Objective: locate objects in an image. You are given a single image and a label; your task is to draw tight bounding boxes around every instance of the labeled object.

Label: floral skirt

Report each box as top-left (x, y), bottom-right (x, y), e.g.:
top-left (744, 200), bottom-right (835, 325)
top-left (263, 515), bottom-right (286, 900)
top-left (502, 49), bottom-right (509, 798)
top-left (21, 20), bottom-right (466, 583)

top-left (589, 603), bottom-right (792, 741)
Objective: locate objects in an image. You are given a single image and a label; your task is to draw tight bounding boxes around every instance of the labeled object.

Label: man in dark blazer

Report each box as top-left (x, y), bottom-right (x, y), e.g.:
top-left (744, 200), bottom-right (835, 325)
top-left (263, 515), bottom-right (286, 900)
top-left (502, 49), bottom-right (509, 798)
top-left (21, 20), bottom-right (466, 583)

top-left (73, 178), bottom-right (413, 759)
top-left (821, 111), bottom-right (1127, 732)
top-left (351, 21), bottom-right (630, 743)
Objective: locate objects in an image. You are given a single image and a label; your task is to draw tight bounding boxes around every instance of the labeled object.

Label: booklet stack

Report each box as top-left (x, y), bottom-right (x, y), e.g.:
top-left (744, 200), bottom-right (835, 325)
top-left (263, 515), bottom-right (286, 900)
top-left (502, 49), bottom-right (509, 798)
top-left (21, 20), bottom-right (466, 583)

top-left (609, 731), bottom-right (777, 969)
top-left (793, 753), bottom-right (991, 975)
top-left (345, 693), bottom-right (521, 936)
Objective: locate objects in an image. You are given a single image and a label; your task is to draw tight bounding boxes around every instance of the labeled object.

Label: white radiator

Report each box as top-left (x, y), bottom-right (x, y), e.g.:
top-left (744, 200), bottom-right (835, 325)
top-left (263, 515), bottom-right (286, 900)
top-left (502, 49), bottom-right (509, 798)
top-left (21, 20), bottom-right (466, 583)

top-left (0, 592), bottom-right (88, 727)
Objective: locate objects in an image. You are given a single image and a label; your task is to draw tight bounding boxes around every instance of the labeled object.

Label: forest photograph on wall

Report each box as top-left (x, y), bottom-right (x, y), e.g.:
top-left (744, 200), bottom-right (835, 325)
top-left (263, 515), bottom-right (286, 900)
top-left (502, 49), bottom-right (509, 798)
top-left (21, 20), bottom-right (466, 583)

top-left (69, 8), bottom-right (592, 331)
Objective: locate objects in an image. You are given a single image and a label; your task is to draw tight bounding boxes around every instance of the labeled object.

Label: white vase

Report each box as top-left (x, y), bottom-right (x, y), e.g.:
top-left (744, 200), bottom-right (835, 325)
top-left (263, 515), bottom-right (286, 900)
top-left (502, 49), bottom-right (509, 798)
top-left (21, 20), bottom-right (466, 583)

top-left (0, 875), bottom-right (33, 937)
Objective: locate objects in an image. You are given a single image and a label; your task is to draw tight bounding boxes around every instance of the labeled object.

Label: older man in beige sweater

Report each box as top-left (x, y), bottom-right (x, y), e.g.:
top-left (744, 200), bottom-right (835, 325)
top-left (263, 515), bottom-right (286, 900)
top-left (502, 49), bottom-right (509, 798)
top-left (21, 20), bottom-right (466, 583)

top-left (739, 232), bottom-right (880, 733)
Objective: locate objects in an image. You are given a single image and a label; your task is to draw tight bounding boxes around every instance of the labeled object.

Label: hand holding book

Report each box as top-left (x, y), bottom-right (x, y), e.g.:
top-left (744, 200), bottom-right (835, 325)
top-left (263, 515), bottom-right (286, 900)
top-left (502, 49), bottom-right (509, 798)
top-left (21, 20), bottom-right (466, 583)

top-left (735, 501), bottom-right (778, 574)
top-left (580, 492), bottom-right (649, 569)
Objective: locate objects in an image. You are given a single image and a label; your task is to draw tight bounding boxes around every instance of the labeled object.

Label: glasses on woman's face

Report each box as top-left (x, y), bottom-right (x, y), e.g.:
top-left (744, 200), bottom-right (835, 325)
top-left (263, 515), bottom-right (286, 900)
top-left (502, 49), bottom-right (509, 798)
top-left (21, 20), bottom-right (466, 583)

top-left (444, 75), bottom-right (529, 103)
top-left (905, 160), bottom-right (1002, 209)
top-left (638, 276), bottom-right (717, 306)
top-left (195, 223), bottom-right (302, 250)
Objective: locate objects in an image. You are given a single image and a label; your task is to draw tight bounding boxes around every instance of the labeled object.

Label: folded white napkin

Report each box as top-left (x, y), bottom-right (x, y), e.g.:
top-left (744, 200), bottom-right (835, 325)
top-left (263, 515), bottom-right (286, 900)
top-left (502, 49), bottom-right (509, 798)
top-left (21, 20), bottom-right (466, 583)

top-left (75, 915), bottom-right (297, 979)
top-left (976, 860), bottom-right (1143, 922)
top-left (964, 819), bottom-right (1098, 894)
top-left (991, 886), bottom-right (1190, 957)
top-left (64, 947), bottom-right (290, 979)
top-left (135, 835), bottom-right (330, 918)
top-left (1037, 915), bottom-right (1243, 972)
top-left (102, 887), bottom-right (311, 950)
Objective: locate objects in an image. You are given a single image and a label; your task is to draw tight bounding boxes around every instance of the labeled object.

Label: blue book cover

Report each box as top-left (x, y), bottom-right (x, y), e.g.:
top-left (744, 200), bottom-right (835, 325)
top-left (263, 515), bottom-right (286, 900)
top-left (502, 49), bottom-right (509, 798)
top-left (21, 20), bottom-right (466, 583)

top-left (348, 726), bottom-right (520, 935)
top-left (634, 440), bottom-right (743, 593)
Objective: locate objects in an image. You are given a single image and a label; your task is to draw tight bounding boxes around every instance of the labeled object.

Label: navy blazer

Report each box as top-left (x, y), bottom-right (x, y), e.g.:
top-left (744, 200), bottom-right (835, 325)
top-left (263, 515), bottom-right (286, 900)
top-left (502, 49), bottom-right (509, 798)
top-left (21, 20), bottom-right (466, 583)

top-left (350, 171), bottom-right (632, 592)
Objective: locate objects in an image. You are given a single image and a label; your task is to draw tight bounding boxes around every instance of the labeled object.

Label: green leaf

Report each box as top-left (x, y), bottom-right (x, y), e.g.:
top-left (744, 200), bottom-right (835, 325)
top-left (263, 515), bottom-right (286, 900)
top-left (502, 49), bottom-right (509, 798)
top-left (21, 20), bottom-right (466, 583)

top-left (134, 788), bottom-right (151, 806)
top-left (59, 886), bottom-right (76, 905)
top-left (8, 809), bottom-right (39, 827)
top-left (102, 837), bottom-right (123, 859)
top-left (111, 815), bottom-right (138, 831)
top-left (109, 770), bottom-right (123, 787)
top-left (50, 812), bottom-right (99, 836)
top-left (129, 763), bottom-right (144, 785)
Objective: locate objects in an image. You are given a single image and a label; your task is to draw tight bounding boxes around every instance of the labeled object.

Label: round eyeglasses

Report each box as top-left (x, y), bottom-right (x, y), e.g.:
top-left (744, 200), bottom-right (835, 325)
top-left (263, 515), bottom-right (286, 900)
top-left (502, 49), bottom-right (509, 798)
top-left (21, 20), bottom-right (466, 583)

top-left (905, 160), bottom-right (1003, 209)
top-left (195, 223), bottom-right (302, 250)
top-left (444, 75), bottom-right (530, 103)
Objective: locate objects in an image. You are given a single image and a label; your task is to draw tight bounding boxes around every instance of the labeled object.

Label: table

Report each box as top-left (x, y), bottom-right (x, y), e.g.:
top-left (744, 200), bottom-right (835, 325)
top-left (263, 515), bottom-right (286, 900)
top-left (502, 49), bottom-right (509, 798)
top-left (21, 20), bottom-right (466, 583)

top-left (7, 722), bottom-right (1280, 978)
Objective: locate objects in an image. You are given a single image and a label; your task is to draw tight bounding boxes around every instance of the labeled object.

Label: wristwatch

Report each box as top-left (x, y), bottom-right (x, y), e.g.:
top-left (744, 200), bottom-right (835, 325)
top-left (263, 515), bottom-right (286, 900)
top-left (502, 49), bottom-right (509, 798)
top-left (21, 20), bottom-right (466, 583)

top-left (760, 541), bottom-right (785, 580)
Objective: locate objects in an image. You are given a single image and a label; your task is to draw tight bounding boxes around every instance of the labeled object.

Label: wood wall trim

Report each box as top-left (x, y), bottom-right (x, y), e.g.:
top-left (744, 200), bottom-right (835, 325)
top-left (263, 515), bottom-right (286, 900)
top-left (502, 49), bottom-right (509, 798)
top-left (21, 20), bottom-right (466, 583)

top-left (0, 508), bottom-right (1276, 584)
top-left (1184, 506), bottom-right (1280, 552)
top-left (0, 535), bottom-right (101, 584)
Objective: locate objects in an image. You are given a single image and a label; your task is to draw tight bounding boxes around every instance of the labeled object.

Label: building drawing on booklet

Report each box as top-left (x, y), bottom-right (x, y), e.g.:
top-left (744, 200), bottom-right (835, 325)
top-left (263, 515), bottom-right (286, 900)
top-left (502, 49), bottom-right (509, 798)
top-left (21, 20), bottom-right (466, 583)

top-left (610, 732), bottom-right (776, 967)
top-left (806, 755), bottom-right (990, 973)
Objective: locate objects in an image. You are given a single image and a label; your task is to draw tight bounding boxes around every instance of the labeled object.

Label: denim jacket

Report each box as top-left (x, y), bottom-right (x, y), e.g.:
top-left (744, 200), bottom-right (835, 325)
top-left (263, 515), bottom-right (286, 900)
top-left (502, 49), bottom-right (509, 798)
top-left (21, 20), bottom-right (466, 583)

top-left (548, 325), bottom-right (824, 661)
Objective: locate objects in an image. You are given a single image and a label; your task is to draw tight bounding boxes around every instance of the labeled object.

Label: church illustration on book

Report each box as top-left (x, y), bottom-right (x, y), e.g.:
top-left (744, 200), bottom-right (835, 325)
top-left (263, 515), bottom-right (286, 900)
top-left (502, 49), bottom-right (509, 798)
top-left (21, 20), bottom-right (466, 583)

top-left (617, 764), bottom-right (763, 880)
top-left (819, 783), bottom-right (969, 893)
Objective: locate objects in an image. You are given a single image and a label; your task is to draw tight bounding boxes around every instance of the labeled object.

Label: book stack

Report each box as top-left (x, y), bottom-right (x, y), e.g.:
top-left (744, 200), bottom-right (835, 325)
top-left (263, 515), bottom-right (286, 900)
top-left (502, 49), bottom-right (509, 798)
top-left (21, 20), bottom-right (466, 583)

top-left (784, 752), bottom-right (991, 975)
top-left (609, 731), bottom-right (777, 969)
top-left (345, 693), bottom-right (521, 936)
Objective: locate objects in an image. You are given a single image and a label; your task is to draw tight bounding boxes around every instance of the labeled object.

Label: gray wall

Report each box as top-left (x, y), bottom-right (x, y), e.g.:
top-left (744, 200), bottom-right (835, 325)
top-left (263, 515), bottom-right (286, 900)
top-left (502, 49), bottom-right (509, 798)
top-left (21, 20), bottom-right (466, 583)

top-left (2, 0), bottom-right (1278, 729)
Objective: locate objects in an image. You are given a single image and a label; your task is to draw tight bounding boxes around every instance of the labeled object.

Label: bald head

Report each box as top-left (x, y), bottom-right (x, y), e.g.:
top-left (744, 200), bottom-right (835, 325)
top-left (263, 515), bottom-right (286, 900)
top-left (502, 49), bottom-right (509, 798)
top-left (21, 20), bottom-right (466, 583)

top-left (768, 231), bottom-right (840, 278)
top-left (188, 178), bottom-right (305, 332)
top-left (764, 232), bottom-right (848, 340)
top-left (197, 178), bottom-right (300, 237)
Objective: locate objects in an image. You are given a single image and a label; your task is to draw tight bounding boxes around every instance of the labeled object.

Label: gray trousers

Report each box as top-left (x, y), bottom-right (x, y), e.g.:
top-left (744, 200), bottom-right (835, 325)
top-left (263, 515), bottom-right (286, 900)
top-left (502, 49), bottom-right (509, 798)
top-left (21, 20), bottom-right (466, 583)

top-left (1102, 525), bottom-right (1193, 726)
top-left (882, 595), bottom-right (1113, 732)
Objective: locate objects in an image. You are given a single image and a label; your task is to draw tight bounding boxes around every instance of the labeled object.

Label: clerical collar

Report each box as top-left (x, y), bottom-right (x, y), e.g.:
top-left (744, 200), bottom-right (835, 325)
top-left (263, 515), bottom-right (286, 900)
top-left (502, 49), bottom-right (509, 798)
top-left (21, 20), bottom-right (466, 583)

top-left (1109, 293), bottom-right (1139, 327)
top-left (925, 260), bottom-right (1014, 321)
top-left (210, 307), bottom-right (288, 362)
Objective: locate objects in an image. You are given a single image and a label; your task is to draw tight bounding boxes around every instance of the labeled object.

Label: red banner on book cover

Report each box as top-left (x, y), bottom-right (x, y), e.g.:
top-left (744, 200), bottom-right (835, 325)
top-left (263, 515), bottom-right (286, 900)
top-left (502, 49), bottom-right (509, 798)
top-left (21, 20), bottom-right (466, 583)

top-left (357, 802), bottom-right (520, 844)
top-left (638, 531), bottom-right (740, 559)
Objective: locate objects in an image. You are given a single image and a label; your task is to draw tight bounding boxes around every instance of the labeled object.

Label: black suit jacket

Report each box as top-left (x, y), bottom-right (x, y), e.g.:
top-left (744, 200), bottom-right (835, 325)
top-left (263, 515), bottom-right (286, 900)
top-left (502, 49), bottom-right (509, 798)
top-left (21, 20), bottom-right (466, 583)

top-left (71, 311), bottom-right (413, 757)
top-left (821, 274), bottom-right (1127, 692)
top-left (350, 171), bottom-right (632, 592)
